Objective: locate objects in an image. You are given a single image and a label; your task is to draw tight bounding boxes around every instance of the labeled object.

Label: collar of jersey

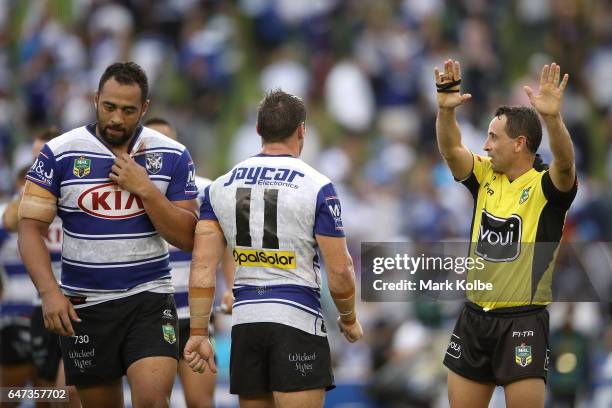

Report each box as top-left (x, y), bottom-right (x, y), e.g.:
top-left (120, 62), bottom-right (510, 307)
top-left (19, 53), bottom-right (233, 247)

top-left (85, 123), bottom-right (144, 157)
top-left (501, 167), bottom-right (539, 188)
top-left (254, 153), bottom-right (296, 158)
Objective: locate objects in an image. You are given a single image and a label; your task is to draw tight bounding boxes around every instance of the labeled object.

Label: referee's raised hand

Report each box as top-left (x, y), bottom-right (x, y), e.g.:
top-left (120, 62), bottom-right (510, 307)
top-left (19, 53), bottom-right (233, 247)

top-left (523, 62), bottom-right (569, 118)
top-left (435, 59), bottom-right (472, 109)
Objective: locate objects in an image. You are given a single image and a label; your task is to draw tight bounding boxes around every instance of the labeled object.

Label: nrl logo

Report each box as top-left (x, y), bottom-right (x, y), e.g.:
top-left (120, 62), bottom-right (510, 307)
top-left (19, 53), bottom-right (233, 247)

top-left (146, 152), bottom-right (163, 174)
top-left (515, 343), bottom-right (532, 367)
top-left (519, 187), bottom-right (531, 205)
top-left (162, 324), bottom-right (176, 344)
top-left (73, 156), bottom-right (91, 178)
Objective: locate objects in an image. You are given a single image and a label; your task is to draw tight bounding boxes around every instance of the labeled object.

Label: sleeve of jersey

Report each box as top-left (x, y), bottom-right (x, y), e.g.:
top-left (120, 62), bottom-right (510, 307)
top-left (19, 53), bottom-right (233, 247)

top-left (314, 183), bottom-right (345, 237)
top-left (470, 153), bottom-right (492, 184)
top-left (199, 185), bottom-right (219, 222)
top-left (541, 171), bottom-right (578, 210)
top-left (25, 144), bottom-right (60, 196)
top-left (457, 153), bottom-right (490, 198)
top-left (166, 149), bottom-right (199, 201)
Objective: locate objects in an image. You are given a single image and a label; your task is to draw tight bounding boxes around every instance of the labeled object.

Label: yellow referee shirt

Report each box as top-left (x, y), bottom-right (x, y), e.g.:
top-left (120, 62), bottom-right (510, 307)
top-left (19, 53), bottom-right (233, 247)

top-left (462, 153), bottom-right (577, 310)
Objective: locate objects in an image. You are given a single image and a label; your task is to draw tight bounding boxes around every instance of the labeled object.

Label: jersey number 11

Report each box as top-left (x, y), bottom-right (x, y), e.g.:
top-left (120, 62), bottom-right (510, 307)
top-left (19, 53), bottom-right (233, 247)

top-left (235, 187), bottom-right (279, 249)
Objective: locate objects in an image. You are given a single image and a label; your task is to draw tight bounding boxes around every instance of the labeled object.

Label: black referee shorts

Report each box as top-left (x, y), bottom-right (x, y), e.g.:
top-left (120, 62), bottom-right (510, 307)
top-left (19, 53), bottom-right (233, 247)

top-left (443, 302), bottom-right (549, 386)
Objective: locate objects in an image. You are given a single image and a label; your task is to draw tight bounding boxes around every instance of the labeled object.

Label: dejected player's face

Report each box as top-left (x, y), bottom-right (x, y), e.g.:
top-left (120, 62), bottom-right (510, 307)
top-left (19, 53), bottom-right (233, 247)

top-left (483, 115), bottom-right (517, 174)
top-left (95, 78), bottom-right (148, 147)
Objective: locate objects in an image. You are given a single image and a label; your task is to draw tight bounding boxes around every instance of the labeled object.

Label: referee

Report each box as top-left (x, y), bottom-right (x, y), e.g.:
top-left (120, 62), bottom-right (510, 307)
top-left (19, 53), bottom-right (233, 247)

top-left (436, 59), bottom-right (577, 408)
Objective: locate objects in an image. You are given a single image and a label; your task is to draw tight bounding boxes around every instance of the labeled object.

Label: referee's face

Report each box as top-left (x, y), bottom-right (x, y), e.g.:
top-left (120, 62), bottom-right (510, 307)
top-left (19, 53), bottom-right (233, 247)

top-left (484, 115), bottom-right (515, 174)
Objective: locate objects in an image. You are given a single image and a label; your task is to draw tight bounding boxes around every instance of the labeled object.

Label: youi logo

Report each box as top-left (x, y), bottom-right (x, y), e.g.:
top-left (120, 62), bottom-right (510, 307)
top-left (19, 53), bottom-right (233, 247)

top-left (475, 211), bottom-right (522, 262)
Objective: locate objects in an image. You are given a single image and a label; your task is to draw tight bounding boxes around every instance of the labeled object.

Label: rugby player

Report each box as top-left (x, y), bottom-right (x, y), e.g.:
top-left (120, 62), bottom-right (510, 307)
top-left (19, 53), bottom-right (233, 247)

top-left (184, 89), bottom-right (363, 408)
top-left (18, 62), bottom-right (199, 407)
top-left (435, 59), bottom-right (577, 408)
top-left (145, 117), bottom-right (234, 408)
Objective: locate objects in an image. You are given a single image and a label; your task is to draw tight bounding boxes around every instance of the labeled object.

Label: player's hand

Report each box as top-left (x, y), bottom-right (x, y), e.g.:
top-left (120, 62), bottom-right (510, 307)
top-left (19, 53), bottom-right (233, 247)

top-left (40, 287), bottom-right (81, 337)
top-left (524, 62), bottom-right (568, 118)
top-left (337, 317), bottom-right (363, 343)
top-left (184, 335), bottom-right (218, 374)
top-left (220, 289), bottom-right (234, 314)
top-left (435, 59), bottom-right (472, 109)
top-left (109, 145), bottom-right (154, 197)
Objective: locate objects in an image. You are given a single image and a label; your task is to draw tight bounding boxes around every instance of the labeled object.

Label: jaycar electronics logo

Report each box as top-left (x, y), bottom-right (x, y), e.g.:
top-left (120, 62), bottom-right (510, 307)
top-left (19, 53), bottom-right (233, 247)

top-left (77, 183), bottom-right (145, 219)
top-left (475, 211), bottom-right (521, 262)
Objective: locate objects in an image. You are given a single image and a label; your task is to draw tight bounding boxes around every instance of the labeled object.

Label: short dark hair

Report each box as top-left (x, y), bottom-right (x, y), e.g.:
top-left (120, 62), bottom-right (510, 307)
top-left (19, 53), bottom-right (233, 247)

top-left (257, 89), bottom-right (306, 143)
top-left (494, 106), bottom-right (542, 153)
top-left (98, 62), bottom-right (149, 103)
top-left (36, 126), bottom-right (60, 142)
top-left (144, 117), bottom-right (171, 128)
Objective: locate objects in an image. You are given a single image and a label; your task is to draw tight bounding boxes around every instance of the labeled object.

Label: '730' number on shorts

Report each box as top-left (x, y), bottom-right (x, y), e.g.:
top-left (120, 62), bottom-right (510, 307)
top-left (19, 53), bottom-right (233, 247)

top-left (73, 335), bottom-right (89, 344)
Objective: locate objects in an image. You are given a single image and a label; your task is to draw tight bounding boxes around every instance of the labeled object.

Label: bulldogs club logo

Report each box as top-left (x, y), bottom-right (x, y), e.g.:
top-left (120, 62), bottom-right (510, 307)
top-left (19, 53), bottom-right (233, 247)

top-left (475, 211), bottom-right (522, 262)
top-left (145, 152), bottom-right (163, 174)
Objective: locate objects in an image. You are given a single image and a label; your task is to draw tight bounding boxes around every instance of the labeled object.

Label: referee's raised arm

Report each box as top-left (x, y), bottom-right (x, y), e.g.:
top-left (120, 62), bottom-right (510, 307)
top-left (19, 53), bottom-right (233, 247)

top-left (523, 62), bottom-right (576, 192)
top-left (435, 59), bottom-right (474, 180)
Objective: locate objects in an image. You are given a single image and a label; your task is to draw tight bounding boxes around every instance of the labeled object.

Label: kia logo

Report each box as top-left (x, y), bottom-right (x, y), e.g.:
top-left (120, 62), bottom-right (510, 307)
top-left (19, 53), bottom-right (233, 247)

top-left (78, 182), bottom-right (145, 219)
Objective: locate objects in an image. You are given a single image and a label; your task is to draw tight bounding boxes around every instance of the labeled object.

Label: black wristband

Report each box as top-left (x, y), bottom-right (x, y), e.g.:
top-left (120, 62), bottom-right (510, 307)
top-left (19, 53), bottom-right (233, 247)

top-left (436, 79), bottom-right (461, 92)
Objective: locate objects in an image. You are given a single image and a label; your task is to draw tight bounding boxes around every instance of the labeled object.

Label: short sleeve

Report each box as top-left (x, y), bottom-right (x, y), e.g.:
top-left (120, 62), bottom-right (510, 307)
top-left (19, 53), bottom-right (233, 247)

top-left (314, 183), bottom-right (345, 237)
top-left (541, 171), bottom-right (577, 210)
top-left (25, 144), bottom-right (60, 196)
top-left (456, 153), bottom-right (492, 198)
top-left (470, 153), bottom-right (492, 184)
top-left (199, 185), bottom-right (218, 221)
top-left (166, 149), bottom-right (198, 201)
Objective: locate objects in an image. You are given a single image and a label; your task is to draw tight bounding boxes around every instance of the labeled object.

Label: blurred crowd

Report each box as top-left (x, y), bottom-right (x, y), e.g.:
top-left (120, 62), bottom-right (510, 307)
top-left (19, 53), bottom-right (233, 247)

top-left (1, 0), bottom-right (612, 406)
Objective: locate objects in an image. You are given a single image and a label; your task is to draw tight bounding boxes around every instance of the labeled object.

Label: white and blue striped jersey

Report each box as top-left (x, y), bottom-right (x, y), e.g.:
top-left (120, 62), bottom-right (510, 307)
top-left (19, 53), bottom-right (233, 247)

top-left (200, 154), bottom-right (345, 336)
top-left (25, 124), bottom-right (198, 308)
top-left (0, 203), bottom-right (37, 323)
top-left (169, 175), bottom-right (211, 319)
